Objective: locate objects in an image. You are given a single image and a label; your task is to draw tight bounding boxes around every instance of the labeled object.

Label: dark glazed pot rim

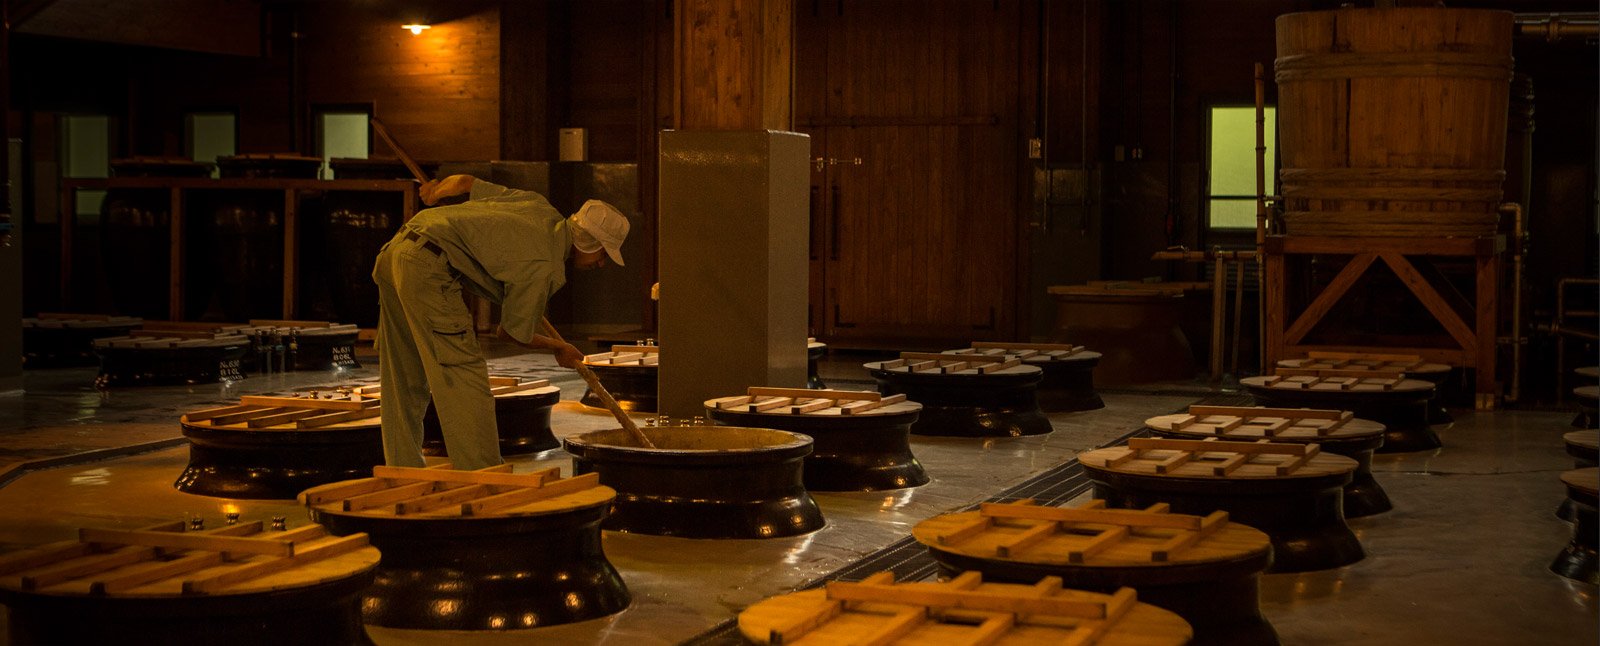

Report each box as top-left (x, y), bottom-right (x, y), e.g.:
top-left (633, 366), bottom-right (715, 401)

top-left (564, 426), bottom-right (813, 464)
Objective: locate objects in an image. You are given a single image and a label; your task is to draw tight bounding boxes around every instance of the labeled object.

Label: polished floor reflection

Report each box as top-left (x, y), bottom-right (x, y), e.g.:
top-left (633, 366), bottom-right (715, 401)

top-left (0, 348), bottom-right (1594, 644)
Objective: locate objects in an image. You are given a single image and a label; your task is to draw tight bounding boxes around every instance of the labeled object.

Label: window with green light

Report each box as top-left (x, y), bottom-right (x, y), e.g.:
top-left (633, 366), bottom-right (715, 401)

top-left (1207, 106), bottom-right (1275, 230)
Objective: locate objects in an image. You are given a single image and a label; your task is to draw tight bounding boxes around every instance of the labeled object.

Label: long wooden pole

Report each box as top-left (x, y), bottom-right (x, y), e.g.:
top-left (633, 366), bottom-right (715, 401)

top-left (368, 116), bottom-right (655, 448)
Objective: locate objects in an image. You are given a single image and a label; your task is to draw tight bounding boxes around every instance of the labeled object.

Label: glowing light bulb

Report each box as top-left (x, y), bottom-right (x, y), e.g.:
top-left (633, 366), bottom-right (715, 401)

top-left (403, 24), bottom-right (431, 35)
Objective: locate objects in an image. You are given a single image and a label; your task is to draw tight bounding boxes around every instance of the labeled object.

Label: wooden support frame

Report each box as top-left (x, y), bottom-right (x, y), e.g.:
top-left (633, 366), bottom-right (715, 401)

top-left (60, 177), bottom-right (417, 323)
top-left (1264, 235), bottom-right (1501, 410)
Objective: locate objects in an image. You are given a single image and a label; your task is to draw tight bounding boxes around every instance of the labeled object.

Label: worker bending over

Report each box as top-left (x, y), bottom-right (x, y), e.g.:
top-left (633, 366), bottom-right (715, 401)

top-left (372, 174), bottom-right (629, 470)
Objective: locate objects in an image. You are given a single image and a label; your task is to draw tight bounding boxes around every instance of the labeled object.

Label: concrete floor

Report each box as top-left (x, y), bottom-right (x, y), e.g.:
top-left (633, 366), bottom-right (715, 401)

top-left (0, 346), bottom-right (1595, 644)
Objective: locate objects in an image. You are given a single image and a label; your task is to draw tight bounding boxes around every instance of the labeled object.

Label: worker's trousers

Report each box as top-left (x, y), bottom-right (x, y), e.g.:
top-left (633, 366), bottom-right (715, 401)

top-left (371, 234), bottom-right (502, 471)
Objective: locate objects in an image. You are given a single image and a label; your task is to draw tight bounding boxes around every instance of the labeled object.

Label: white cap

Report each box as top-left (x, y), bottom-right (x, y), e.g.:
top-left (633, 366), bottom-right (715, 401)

top-left (570, 200), bottom-right (630, 266)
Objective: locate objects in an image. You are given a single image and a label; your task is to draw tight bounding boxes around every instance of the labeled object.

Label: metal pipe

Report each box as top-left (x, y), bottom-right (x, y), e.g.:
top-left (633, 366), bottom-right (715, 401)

top-left (1514, 13), bottom-right (1599, 41)
top-left (1254, 61), bottom-right (1268, 374)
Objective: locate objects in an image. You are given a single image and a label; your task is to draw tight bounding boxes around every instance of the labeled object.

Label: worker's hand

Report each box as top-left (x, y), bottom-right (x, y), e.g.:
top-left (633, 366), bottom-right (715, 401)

top-left (555, 342), bottom-right (585, 369)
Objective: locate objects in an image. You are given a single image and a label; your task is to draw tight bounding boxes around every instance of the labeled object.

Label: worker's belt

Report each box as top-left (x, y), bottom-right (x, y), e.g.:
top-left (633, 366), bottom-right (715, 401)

top-left (403, 231), bottom-right (446, 257)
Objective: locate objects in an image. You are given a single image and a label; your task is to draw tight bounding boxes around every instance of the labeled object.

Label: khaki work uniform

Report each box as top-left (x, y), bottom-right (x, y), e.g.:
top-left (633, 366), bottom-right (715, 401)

top-left (371, 180), bottom-right (570, 471)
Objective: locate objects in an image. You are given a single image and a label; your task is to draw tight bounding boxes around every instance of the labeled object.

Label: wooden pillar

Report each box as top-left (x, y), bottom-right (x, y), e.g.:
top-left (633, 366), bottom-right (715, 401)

top-left (499, 0), bottom-right (568, 161)
top-left (673, 0), bottom-right (793, 131)
top-left (657, 0), bottom-right (805, 418)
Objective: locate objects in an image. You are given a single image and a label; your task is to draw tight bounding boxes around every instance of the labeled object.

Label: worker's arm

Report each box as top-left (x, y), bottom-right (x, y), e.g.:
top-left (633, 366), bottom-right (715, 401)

top-left (496, 326), bottom-right (584, 368)
top-left (418, 174), bottom-right (474, 205)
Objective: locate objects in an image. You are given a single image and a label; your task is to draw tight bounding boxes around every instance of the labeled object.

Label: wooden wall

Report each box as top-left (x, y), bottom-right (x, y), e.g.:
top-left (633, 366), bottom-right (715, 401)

top-left (300, 3), bottom-right (501, 162)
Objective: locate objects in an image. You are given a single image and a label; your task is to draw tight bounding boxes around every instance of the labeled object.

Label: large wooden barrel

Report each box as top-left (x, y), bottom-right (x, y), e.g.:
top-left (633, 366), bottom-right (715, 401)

top-left (1275, 8), bottom-right (1512, 237)
top-left (189, 154), bottom-right (320, 321)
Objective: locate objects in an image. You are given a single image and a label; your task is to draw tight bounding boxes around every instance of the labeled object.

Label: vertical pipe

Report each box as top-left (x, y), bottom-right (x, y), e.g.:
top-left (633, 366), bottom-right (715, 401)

top-left (1501, 202), bottom-right (1524, 404)
top-left (1254, 61), bottom-right (1267, 373)
top-left (1231, 251), bottom-right (1244, 375)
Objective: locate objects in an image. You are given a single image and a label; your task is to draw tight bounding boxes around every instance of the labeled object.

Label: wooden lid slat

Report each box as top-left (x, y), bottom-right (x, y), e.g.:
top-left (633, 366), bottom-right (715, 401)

top-left (750, 387), bottom-right (881, 402)
top-left (790, 398), bottom-right (836, 414)
top-left (854, 608), bottom-right (925, 646)
top-left (978, 503), bottom-right (1200, 531)
top-left (78, 528), bottom-right (296, 557)
top-left (1066, 526), bottom-right (1130, 564)
top-left (21, 546), bottom-right (157, 591)
top-left (237, 395), bottom-right (376, 412)
top-left (995, 521), bottom-right (1059, 558)
top-left (1127, 437), bottom-right (1312, 456)
top-left (296, 407), bottom-right (382, 429)
top-left (824, 575), bottom-right (1134, 621)
top-left (88, 522), bottom-right (271, 594)
top-left (246, 408), bottom-right (324, 428)
top-left (461, 472), bottom-right (602, 516)
top-left (934, 516), bottom-right (993, 546)
top-left (1274, 444), bottom-right (1322, 476)
top-left (207, 407), bottom-right (291, 426)
top-left (181, 533), bottom-right (370, 594)
top-left (748, 397), bottom-right (794, 412)
top-left (1151, 511), bottom-right (1230, 562)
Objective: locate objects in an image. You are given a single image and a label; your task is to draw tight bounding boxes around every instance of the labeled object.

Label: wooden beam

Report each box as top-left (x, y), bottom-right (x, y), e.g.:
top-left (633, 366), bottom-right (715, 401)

top-left (674, 0), bottom-right (794, 130)
top-left (1283, 253), bottom-right (1378, 346)
top-left (1378, 252), bottom-right (1475, 352)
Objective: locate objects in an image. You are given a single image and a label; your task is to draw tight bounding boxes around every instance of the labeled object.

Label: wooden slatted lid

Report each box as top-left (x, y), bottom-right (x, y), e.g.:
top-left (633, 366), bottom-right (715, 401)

top-left (1146, 405), bottom-right (1384, 441)
top-left (913, 499), bottom-right (1270, 567)
top-left (0, 520), bottom-right (377, 598)
top-left (1575, 386), bottom-right (1599, 400)
top-left (1079, 437), bottom-right (1358, 479)
top-left (865, 352), bottom-right (1041, 376)
top-left (738, 570), bottom-right (1190, 646)
top-left (1279, 351), bottom-right (1450, 375)
top-left (1564, 430), bottom-right (1599, 451)
top-left (584, 344), bottom-right (660, 367)
top-left (24, 313), bottom-right (142, 329)
top-left (95, 331), bottom-right (251, 349)
top-left (299, 463), bottom-right (612, 519)
top-left (948, 342), bottom-right (1101, 363)
top-left (1576, 366), bottom-right (1600, 379)
top-left (351, 376), bottom-right (555, 401)
top-left (1241, 374), bottom-right (1433, 393)
top-left (240, 320), bottom-right (360, 337)
top-left (706, 387), bottom-right (919, 417)
top-left (1562, 468), bottom-right (1598, 496)
top-left (808, 337), bottom-right (826, 350)
top-left (181, 390), bottom-right (384, 431)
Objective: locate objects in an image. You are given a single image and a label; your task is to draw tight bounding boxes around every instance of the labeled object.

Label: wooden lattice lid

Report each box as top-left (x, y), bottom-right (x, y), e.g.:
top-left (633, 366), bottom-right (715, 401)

top-left (24, 313), bottom-right (142, 329)
top-left (584, 344), bottom-right (660, 367)
top-left (737, 570), bottom-right (1190, 646)
top-left (809, 337), bottom-right (826, 350)
top-left (947, 341), bottom-right (1101, 363)
top-left (95, 333), bottom-right (250, 350)
top-left (1278, 351), bottom-right (1450, 375)
top-left (1145, 405), bottom-right (1384, 441)
top-left (351, 376), bottom-right (556, 401)
top-left (0, 520), bottom-right (377, 598)
top-left (1565, 430), bottom-right (1599, 451)
top-left (1576, 366), bottom-right (1600, 379)
top-left (181, 391), bottom-right (383, 431)
top-left (299, 464), bottom-right (612, 519)
top-left (1561, 468), bottom-right (1598, 496)
top-left (706, 387), bottom-right (919, 417)
top-left (238, 320), bottom-right (360, 337)
top-left (865, 352), bottom-right (1041, 377)
top-left (1079, 437), bottom-right (1357, 480)
top-left (1575, 386), bottom-right (1599, 400)
top-left (913, 499), bottom-right (1270, 567)
top-left (1241, 374), bottom-right (1433, 393)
